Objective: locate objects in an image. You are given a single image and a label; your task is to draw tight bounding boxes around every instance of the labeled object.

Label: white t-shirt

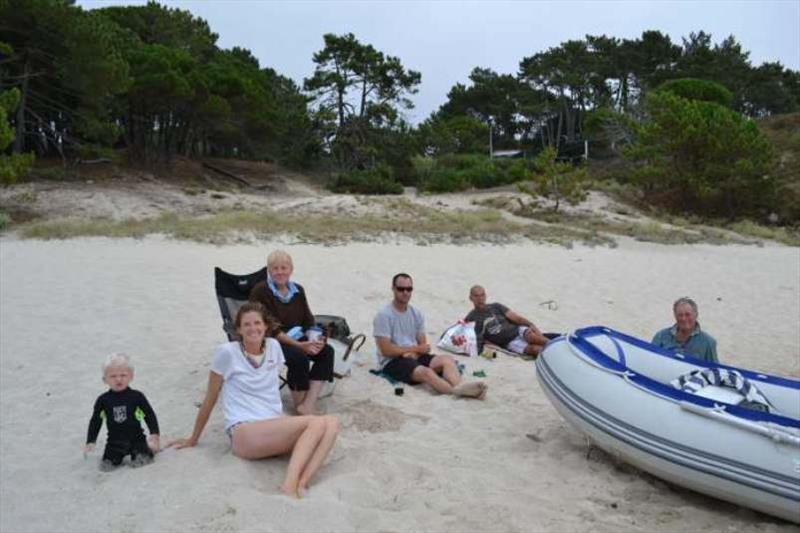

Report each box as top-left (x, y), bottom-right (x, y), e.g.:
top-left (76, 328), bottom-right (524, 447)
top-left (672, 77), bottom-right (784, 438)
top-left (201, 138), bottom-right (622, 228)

top-left (211, 339), bottom-right (285, 430)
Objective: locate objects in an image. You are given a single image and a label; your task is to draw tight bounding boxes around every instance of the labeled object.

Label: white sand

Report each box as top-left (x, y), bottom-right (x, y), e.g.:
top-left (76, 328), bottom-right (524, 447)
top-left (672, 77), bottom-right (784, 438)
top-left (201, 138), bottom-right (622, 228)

top-left (0, 236), bottom-right (798, 532)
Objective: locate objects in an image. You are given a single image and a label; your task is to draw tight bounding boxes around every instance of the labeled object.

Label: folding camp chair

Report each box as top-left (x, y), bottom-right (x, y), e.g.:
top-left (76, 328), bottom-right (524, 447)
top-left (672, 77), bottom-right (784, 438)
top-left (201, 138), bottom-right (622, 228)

top-left (214, 266), bottom-right (268, 342)
top-left (214, 266), bottom-right (289, 389)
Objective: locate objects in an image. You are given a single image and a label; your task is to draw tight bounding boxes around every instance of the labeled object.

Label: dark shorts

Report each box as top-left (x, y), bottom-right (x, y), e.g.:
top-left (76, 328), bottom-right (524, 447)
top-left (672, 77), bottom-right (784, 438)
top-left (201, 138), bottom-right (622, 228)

top-left (382, 353), bottom-right (435, 384)
top-left (103, 435), bottom-right (153, 465)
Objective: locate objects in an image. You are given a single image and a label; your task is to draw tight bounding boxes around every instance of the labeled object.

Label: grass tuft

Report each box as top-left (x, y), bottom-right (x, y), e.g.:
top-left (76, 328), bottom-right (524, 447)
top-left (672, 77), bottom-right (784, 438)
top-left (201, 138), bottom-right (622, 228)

top-left (18, 205), bottom-right (546, 245)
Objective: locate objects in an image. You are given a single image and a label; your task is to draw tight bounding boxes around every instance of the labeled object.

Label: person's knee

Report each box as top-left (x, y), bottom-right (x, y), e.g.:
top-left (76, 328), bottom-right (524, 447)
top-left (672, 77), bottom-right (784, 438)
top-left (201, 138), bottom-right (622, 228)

top-left (524, 344), bottom-right (542, 356)
top-left (412, 366), bottom-right (436, 383)
top-left (309, 416), bottom-right (328, 433)
top-left (324, 415), bottom-right (339, 435)
top-left (439, 355), bottom-right (456, 370)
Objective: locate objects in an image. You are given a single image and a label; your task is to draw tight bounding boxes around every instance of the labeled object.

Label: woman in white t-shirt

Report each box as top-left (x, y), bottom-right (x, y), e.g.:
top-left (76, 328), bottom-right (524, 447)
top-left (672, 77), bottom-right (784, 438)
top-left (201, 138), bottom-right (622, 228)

top-left (169, 302), bottom-right (339, 498)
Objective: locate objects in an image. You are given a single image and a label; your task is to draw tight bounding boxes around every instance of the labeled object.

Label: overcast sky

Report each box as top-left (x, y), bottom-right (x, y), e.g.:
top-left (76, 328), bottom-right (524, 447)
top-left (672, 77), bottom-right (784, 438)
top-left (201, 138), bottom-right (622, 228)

top-left (79, 0), bottom-right (800, 123)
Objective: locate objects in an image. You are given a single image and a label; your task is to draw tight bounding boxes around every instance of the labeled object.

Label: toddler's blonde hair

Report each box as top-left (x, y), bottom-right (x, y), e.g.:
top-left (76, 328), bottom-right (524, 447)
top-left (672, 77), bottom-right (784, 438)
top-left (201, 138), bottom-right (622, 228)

top-left (102, 352), bottom-right (133, 374)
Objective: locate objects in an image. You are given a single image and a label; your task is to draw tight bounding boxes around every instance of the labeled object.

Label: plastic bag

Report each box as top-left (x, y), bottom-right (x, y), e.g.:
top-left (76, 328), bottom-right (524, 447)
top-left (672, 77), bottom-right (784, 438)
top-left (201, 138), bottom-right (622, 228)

top-left (437, 320), bottom-right (478, 357)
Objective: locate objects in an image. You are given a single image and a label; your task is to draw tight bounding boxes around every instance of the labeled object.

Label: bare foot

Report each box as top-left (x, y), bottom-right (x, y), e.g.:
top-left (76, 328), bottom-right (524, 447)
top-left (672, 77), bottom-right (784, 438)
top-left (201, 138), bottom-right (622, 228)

top-left (296, 403), bottom-right (316, 416)
top-left (280, 483), bottom-right (301, 499)
top-left (476, 383), bottom-right (488, 400)
top-left (452, 381), bottom-right (487, 399)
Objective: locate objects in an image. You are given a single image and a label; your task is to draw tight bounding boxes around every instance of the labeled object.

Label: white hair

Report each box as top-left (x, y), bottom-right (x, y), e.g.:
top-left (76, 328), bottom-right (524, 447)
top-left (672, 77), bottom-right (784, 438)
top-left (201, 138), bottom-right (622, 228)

top-left (267, 249), bottom-right (293, 269)
top-left (673, 297), bottom-right (699, 315)
top-left (102, 352), bottom-right (133, 373)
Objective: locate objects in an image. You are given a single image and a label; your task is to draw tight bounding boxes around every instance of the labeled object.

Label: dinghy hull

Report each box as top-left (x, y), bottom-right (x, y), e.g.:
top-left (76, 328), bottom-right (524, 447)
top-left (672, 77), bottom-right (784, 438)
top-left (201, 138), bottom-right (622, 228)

top-left (536, 327), bottom-right (800, 523)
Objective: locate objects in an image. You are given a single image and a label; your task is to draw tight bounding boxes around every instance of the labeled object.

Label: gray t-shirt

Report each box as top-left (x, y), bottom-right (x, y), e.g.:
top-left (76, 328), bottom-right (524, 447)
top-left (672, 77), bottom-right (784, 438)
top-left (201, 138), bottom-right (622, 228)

top-left (465, 302), bottom-right (518, 347)
top-left (372, 303), bottom-right (425, 368)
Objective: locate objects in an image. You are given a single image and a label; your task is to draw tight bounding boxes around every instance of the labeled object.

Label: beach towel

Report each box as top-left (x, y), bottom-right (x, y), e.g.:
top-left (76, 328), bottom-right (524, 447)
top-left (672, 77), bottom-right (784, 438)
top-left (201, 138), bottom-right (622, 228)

top-left (671, 367), bottom-right (775, 413)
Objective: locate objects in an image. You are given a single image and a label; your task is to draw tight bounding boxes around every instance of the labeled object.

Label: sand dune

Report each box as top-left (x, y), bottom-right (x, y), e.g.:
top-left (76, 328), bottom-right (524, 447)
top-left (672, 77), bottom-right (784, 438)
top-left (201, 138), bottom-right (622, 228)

top-left (0, 236), bottom-right (797, 532)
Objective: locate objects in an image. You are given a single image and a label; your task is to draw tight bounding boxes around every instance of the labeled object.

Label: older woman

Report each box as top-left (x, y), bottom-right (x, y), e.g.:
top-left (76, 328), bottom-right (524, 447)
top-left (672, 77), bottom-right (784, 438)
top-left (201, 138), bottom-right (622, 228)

top-left (652, 296), bottom-right (718, 363)
top-left (249, 250), bottom-right (334, 416)
top-left (169, 302), bottom-right (338, 498)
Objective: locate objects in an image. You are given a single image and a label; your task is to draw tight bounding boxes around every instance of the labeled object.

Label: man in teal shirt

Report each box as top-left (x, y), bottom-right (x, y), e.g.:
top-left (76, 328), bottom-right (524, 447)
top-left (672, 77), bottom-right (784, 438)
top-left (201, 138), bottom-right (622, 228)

top-left (652, 297), bottom-right (718, 363)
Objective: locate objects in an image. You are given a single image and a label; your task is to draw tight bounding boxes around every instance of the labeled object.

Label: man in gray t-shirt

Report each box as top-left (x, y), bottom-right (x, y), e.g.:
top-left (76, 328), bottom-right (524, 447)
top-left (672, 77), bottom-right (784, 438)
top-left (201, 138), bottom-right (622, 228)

top-left (372, 273), bottom-right (487, 399)
top-left (465, 285), bottom-right (549, 357)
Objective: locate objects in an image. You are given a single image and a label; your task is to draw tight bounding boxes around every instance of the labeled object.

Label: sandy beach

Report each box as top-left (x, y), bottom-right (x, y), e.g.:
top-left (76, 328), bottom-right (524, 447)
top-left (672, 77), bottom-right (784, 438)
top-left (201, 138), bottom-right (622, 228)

top-left (1, 235), bottom-right (798, 532)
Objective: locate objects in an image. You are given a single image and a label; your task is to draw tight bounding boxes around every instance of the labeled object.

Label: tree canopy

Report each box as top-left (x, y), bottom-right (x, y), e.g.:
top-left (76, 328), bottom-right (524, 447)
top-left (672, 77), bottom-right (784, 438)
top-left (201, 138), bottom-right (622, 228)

top-left (1, 1), bottom-right (796, 222)
top-left (0, 0), bottom-right (314, 164)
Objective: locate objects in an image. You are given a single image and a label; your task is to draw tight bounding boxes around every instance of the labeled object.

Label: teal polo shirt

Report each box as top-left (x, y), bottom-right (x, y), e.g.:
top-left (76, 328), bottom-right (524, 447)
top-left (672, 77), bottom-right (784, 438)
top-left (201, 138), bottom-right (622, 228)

top-left (651, 324), bottom-right (718, 363)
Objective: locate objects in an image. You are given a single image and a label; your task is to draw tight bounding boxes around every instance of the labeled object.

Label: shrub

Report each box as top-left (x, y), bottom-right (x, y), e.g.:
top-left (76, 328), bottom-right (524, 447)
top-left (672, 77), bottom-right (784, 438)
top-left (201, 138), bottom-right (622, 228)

top-left (421, 169), bottom-right (470, 192)
top-left (657, 78), bottom-right (734, 108)
top-left (330, 164), bottom-right (403, 195)
top-left (411, 155), bottom-right (436, 183)
top-left (523, 146), bottom-right (588, 211)
top-left (416, 154), bottom-right (534, 192)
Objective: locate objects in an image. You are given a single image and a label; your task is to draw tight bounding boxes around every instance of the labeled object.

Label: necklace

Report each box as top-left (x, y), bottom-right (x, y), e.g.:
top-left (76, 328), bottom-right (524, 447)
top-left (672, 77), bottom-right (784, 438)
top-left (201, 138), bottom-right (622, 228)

top-left (240, 341), bottom-right (266, 368)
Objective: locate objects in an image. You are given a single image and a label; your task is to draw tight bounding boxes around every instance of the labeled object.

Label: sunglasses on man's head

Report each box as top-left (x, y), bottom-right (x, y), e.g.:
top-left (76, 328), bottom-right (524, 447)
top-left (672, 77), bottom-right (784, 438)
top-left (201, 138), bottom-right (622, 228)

top-left (394, 286), bottom-right (413, 292)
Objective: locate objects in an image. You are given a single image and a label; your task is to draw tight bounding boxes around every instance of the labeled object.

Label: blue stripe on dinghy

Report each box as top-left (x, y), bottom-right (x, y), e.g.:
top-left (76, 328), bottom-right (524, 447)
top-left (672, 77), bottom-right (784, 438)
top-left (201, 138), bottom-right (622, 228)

top-left (535, 355), bottom-right (800, 501)
top-left (564, 330), bottom-right (800, 428)
top-left (608, 336), bottom-right (626, 366)
top-left (575, 326), bottom-right (800, 390)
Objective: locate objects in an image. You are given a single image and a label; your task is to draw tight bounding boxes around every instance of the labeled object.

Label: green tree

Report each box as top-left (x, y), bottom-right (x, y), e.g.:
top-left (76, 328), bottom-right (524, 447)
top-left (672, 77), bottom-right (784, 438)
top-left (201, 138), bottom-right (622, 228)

top-left (624, 90), bottom-right (774, 217)
top-left (438, 68), bottom-right (537, 147)
top-left (304, 33), bottom-right (420, 130)
top-left (657, 78), bottom-right (734, 107)
top-left (627, 31), bottom-right (682, 98)
top-left (520, 41), bottom-right (597, 147)
top-left (0, 0), bottom-right (129, 157)
top-left (742, 62), bottom-right (799, 116)
top-left (415, 114), bottom-right (489, 156)
top-left (304, 33), bottom-right (420, 172)
top-left (524, 146), bottom-right (588, 211)
top-left (96, 2), bottom-right (317, 164)
top-left (0, 86), bottom-right (34, 184)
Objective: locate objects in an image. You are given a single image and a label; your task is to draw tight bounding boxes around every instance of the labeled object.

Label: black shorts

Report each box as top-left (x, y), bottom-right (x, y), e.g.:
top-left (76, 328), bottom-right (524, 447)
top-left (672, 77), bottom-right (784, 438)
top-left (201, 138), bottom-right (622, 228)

top-left (382, 353), bottom-right (435, 384)
top-left (103, 435), bottom-right (153, 465)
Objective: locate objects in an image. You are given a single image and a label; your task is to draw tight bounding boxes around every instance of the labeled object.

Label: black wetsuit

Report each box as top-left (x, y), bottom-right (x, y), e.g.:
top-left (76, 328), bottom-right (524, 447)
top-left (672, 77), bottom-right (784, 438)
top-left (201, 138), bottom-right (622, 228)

top-left (86, 388), bottom-right (159, 465)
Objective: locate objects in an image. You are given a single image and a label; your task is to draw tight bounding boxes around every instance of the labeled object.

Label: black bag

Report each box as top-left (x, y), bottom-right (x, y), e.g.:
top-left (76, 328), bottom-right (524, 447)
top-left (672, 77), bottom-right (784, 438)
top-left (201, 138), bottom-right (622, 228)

top-left (313, 314), bottom-right (366, 378)
top-left (314, 314), bottom-right (352, 342)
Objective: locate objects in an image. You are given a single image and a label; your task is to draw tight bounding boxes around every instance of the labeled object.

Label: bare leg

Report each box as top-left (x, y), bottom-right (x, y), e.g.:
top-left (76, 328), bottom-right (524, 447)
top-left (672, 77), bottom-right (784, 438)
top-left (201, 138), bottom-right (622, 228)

top-left (523, 344), bottom-right (544, 357)
top-left (524, 329), bottom-right (550, 347)
top-left (296, 380), bottom-right (324, 416)
top-left (281, 417), bottom-right (329, 496)
top-left (291, 390), bottom-right (307, 412)
top-left (429, 355), bottom-right (461, 387)
top-left (231, 416), bottom-right (331, 498)
top-left (297, 415), bottom-right (339, 494)
top-left (410, 366), bottom-right (456, 394)
top-left (232, 420), bottom-right (298, 460)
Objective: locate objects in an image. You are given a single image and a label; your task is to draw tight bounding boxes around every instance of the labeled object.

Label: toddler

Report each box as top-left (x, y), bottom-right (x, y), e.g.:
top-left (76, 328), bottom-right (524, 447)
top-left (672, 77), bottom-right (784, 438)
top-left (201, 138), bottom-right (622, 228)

top-left (84, 353), bottom-right (160, 470)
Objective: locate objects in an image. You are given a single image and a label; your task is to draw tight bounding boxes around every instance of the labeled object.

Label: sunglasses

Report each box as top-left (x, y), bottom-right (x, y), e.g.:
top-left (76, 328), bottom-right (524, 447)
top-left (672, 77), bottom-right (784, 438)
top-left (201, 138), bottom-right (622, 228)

top-left (394, 286), bottom-right (413, 293)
